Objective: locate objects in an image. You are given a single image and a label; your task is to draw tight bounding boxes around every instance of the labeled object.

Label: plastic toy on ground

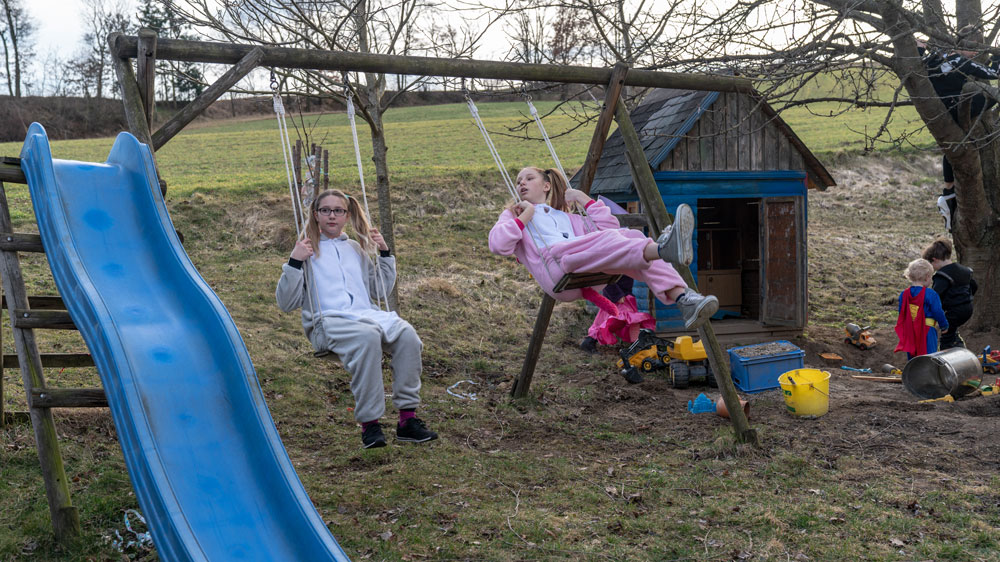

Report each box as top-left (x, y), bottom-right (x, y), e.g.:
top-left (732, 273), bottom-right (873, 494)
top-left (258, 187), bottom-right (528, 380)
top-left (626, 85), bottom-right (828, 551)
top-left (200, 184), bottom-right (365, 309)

top-left (844, 323), bottom-right (876, 350)
top-left (616, 330), bottom-right (716, 388)
top-left (687, 393), bottom-right (715, 414)
top-left (663, 335), bottom-right (716, 389)
top-left (616, 329), bottom-right (671, 384)
top-left (982, 346), bottom-right (1000, 374)
top-left (20, 124), bottom-right (350, 561)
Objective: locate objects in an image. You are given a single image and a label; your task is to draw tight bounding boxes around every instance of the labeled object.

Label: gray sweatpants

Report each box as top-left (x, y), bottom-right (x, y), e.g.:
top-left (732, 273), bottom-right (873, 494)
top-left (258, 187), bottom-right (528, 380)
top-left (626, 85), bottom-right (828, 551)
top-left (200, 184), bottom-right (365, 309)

top-left (312, 316), bottom-right (423, 423)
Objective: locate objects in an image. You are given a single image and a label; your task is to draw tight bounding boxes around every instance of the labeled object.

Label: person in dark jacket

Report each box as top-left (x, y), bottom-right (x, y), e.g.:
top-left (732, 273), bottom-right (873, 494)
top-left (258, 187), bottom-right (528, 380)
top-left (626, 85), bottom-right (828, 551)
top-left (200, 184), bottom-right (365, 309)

top-left (922, 238), bottom-right (977, 349)
top-left (917, 37), bottom-right (1000, 232)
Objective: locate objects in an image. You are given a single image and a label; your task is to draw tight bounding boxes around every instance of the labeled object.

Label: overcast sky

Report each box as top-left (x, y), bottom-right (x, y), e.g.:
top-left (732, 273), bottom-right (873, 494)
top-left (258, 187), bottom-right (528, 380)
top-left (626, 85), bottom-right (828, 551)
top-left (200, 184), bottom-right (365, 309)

top-left (29, 0), bottom-right (94, 58)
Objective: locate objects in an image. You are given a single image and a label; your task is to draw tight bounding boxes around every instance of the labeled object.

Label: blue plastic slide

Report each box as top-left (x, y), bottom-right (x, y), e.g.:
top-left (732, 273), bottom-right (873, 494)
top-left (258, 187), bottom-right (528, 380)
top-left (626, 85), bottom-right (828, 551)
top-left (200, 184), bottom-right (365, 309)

top-left (19, 123), bottom-right (350, 562)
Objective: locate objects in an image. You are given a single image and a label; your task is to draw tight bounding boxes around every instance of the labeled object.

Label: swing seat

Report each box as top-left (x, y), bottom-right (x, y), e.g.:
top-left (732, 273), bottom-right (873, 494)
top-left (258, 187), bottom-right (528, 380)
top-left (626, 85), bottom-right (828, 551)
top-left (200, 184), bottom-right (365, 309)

top-left (552, 272), bottom-right (622, 293)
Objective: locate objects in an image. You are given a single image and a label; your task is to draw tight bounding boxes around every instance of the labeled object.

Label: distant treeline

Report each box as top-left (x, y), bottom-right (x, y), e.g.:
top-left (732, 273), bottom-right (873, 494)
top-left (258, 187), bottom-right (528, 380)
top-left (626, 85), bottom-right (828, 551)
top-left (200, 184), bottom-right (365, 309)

top-left (0, 87), bottom-right (582, 144)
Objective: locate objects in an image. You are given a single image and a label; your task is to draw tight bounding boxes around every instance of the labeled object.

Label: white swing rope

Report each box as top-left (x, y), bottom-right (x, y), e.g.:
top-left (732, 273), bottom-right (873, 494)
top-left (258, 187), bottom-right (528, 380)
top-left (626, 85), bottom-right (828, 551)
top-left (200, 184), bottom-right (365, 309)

top-left (343, 79), bottom-right (390, 312)
top-left (464, 91), bottom-right (569, 284)
top-left (523, 90), bottom-right (598, 234)
top-left (271, 71), bottom-right (325, 322)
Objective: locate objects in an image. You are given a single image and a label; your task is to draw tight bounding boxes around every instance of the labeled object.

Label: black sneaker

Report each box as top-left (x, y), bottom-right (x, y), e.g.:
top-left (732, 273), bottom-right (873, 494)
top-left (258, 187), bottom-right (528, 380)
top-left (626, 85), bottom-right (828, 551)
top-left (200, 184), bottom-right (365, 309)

top-left (362, 423), bottom-right (387, 449)
top-left (396, 418), bottom-right (438, 443)
top-left (580, 336), bottom-right (598, 353)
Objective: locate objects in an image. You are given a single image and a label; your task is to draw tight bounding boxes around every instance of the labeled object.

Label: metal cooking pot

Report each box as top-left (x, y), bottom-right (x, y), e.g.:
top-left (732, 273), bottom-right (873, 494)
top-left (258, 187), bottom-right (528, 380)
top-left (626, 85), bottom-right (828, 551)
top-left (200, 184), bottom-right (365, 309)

top-left (902, 347), bottom-right (981, 399)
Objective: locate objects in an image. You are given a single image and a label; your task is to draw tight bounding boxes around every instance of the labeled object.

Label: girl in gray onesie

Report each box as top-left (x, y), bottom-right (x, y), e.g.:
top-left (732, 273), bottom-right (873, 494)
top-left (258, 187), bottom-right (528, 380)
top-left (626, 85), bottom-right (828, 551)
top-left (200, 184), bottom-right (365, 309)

top-left (276, 189), bottom-right (437, 448)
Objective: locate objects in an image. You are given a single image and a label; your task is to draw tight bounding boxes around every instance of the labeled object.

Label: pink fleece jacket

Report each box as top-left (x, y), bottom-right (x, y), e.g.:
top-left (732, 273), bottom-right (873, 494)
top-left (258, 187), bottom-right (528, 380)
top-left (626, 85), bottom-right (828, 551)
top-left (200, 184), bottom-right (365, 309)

top-left (488, 199), bottom-right (687, 304)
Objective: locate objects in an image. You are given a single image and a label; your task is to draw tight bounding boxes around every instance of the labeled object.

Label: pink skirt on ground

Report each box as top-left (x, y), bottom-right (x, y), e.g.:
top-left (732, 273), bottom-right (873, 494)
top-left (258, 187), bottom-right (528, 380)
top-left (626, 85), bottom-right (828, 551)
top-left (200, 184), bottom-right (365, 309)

top-left (587, 295), bottom-right (655, 345)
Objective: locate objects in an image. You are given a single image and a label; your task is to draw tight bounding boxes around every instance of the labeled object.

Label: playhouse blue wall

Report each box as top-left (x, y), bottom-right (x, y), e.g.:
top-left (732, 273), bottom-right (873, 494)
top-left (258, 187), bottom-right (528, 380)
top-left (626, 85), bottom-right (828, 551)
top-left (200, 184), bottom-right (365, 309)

top-left (605, 171), bottom-right (808, 331)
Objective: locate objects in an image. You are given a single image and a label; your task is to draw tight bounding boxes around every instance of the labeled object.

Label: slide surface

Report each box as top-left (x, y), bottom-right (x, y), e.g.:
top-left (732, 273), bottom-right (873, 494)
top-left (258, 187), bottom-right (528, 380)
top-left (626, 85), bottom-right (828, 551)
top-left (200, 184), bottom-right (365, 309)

top-left (19, 123), bottom-right (350, 562)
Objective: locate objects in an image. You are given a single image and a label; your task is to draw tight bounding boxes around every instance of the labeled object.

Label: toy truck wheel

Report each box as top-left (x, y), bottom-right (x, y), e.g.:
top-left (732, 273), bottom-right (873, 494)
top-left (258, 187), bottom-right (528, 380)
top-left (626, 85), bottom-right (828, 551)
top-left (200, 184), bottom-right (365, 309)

top-left (858, 343), bottom-right (868, 351)
top-left (706, 367), bottom-right (718, 388)
top-left (670, 362), bottom-right (690, 389)
top-left (844, 337), bottom-right (853, 345)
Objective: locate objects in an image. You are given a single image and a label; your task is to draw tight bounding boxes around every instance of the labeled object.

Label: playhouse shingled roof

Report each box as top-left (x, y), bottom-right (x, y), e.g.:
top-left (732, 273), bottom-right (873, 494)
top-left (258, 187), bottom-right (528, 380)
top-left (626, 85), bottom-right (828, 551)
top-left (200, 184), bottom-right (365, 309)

top-left (574, 88), bottom-right (835, 194)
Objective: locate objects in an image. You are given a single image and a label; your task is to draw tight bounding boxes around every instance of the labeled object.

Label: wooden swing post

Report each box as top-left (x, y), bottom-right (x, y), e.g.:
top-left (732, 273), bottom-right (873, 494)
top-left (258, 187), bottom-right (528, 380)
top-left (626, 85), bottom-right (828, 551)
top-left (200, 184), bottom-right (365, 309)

top-left (614, 101), bottom-right (758, 445)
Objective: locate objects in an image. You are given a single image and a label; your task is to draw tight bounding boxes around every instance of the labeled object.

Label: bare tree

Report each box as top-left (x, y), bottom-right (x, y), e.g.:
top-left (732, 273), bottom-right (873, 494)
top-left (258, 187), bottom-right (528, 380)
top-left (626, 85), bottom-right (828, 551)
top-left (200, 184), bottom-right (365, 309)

top-left (173, 0), bottom-right (503, 310)
top-left (680, 0), bottom-right (1000, 327)
top-left (0, 0), bottom-right (35, 97)
top-left (66, 0), bottom-right (133, 99)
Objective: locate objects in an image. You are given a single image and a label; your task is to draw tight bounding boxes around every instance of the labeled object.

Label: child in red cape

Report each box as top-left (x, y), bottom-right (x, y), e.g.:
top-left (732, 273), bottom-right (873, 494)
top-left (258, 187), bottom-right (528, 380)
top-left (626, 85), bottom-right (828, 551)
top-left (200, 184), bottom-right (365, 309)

top-left (894, 258), bottom-right (949, 359)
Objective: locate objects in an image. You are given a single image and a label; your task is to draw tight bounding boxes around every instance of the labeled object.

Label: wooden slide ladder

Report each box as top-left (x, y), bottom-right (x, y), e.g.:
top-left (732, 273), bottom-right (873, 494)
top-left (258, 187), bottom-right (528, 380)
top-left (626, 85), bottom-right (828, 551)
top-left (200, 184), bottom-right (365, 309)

top-left (0, 156), bottom-right (106, 541)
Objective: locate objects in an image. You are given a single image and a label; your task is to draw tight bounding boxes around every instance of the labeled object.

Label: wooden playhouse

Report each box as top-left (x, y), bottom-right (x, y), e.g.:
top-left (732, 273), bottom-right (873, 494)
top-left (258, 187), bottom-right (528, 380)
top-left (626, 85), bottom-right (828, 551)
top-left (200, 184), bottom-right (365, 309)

top-left (576, 88), bottom-right (836, 339)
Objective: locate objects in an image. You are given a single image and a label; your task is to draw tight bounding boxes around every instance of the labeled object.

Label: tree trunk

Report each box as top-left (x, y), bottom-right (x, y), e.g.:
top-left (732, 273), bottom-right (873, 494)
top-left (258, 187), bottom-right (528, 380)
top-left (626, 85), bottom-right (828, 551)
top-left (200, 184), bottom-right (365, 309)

top-left (365, 97), bottom-right (399, 312)
top-left (957, 132), bottom-right (1000, 329)
top-left (4, 2), bottom-right (19, 97)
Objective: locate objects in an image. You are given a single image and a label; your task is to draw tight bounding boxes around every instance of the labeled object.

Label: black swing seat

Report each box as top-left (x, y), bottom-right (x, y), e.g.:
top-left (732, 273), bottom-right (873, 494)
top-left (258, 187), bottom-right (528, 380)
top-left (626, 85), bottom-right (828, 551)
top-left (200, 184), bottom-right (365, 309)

top-left (552, 272), bottom-right (622, 293)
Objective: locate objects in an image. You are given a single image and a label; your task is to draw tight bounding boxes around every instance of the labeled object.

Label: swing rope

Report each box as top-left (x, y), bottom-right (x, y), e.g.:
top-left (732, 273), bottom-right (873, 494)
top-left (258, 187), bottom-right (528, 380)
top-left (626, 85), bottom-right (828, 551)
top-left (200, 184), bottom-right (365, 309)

top-left (523, 89), bottom-right (597, 234)
top-left (464, 91), bottom-right (569, 285)
top-left (343, 78), bottom-right (390, 312)
top-left (271, 71), bottom-right (325, 322)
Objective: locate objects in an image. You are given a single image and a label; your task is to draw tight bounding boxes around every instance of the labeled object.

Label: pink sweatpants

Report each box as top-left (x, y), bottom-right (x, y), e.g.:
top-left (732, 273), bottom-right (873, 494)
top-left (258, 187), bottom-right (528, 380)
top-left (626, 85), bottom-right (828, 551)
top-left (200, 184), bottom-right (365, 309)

top-left (534, 228), bottom-right (688, 304)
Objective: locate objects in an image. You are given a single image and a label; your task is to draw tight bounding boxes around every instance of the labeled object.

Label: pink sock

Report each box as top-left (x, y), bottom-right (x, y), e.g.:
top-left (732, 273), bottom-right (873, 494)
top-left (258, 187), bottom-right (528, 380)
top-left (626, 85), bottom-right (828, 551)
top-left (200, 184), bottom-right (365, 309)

top-left (399, 410), bottom-right (416, 427)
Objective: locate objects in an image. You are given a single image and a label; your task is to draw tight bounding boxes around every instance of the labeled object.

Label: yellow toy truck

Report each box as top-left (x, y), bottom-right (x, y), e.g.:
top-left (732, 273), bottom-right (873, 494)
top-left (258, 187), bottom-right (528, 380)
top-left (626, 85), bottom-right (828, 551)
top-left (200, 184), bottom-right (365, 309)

top-left (616, 329), bottom-right (716, 388)
top-left (663, 335), bottom-right (716, 389)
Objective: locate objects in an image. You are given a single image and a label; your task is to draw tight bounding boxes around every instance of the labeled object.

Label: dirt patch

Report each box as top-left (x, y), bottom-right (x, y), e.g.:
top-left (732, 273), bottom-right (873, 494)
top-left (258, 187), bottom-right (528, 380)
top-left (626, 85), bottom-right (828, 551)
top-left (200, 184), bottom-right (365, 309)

top-left (496, 152), bottom-right (1000, 478)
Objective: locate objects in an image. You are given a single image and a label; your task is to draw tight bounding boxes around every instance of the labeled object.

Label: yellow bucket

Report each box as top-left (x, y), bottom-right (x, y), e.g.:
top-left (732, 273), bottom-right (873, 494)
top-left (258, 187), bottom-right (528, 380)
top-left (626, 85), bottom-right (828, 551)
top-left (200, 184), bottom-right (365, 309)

top-left (777, 369), bottom-right (830, 418)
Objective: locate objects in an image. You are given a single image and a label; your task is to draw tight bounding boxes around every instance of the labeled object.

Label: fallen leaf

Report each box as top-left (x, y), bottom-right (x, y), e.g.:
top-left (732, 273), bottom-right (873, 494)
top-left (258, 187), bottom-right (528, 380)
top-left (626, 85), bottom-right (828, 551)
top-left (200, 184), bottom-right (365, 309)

top-left (605, 485), bottom-right (617, 495)
top-left (889, 538), bottom-right (905, 547)
top-left (379, 531), bottom-right (393, 541)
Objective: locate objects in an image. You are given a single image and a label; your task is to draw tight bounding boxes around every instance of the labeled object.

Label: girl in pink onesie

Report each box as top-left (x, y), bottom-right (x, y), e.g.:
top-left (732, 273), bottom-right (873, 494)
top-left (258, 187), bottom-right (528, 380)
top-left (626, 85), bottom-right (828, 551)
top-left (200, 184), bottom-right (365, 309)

top-left (488, 167), bottom-right (718, 329)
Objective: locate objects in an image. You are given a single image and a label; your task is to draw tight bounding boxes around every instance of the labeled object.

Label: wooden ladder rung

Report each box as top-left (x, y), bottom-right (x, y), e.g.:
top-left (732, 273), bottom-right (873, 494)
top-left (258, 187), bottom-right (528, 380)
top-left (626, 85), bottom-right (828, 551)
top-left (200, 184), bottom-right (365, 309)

top-left (2, 411), bottom-right (30, 424)
top-left (11, 309), bottom-right (76, 330)
top-left (3, 353), bottom-right (93, 369)
top-left (0, 157), bottom-right (25, 184)
top-left (2, 295), bottom-right (65, 310)
top-left (0, 233), bottom-right (43, 252)
top-left (31, 388), bottom-right (107, 408)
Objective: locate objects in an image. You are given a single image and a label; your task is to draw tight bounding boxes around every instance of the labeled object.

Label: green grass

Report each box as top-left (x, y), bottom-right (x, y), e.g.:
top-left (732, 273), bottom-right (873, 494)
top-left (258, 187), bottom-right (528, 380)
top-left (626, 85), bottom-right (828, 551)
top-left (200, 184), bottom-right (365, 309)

top-left (0, 100), bottom-right (986, 561)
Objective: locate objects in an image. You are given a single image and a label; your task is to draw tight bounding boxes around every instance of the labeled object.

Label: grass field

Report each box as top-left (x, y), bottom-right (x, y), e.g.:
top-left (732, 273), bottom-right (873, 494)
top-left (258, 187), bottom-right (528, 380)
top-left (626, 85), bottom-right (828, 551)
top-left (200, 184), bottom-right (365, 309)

top-left (2, 99), bottom-right (995, 562)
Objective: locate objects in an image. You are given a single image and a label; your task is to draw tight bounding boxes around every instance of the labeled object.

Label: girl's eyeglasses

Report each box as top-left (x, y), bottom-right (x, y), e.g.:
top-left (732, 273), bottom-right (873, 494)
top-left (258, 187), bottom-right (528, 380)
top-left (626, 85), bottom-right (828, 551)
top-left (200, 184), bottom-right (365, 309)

top-left (317, 207), bottom-right (348, 217)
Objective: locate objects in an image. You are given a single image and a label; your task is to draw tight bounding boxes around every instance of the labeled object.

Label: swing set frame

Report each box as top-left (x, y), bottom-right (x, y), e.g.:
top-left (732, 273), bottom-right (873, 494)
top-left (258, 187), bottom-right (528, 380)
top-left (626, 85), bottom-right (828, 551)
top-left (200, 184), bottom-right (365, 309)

top-left (106, 30), bottom-right (757, 446)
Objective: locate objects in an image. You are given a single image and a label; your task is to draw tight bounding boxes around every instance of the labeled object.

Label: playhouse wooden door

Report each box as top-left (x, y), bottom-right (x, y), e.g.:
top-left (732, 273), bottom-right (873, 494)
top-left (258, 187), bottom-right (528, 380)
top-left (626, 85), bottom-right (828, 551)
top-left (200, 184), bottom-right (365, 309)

top-left (760, 197), bottom-right (806, 327)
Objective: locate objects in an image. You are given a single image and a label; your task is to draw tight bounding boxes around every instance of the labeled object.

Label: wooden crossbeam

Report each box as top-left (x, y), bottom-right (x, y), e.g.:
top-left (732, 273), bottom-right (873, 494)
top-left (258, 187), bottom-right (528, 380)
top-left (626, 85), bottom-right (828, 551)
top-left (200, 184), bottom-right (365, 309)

top-left (152, 46), bottom-right (265, 150)
top-left (110, 34), bottom-right (754, 94)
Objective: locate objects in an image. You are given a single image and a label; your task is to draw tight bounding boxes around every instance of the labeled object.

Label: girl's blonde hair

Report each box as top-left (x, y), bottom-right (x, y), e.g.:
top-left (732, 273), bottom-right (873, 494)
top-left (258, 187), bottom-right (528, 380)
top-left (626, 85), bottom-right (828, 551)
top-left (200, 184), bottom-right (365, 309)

top-left (904, 258), bottom-right (934, 284)
top-left (508, 167), bottom-right (571, 213)
top-left (304, 189), bottom-right (377, 255)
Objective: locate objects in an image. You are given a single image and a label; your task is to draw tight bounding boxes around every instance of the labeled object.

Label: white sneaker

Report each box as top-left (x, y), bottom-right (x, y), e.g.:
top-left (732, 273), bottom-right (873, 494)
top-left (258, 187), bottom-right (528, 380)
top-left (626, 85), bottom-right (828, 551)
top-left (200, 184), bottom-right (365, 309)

top-left (656, 203), bottom-right (694, 266)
